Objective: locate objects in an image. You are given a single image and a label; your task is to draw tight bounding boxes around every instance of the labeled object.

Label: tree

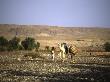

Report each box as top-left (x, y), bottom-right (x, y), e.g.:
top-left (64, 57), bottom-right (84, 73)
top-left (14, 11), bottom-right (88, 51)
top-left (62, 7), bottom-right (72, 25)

top-left (8, 37), bottom-right (21, 51)
top-left (0, 36), bottom-right (8, 46)
top-left (36, 42), bottom-right (40, 51)
top-left (0, 36), bottom-right (8, 51)
top-left (104, 42), bottom-right (110, 52)
top-left (21, 37), bottom-right (37, 50)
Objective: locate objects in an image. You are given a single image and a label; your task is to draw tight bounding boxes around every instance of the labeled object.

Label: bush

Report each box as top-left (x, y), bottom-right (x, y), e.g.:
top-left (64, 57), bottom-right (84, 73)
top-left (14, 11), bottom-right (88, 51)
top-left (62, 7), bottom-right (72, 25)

top-left (18, 45), bottom-right (24, 50)
top-left (8, 37), bottom-right (21, 51)
top-left (104, 42), bottom-right (110, 52)
top-left (35, 42), bottom-right (40, 51)
top-left (0, 46), bottom-right (7, 51)
top-left (0, 36), bottom-right (8, 51)
top-left (0, 36), bottom-right (40, 51)
top-left (21, 37), bottom-right (37, 50)
top-left (45, 46), bottom-right (50, 51)
top-left (0, 36), bottom-right (8, 46)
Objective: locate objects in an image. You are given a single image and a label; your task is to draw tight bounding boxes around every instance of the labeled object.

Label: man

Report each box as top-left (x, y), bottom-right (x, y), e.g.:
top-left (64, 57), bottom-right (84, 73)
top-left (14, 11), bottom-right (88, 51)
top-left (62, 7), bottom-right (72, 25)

top-left (51, 47), bottom-right (55, 61)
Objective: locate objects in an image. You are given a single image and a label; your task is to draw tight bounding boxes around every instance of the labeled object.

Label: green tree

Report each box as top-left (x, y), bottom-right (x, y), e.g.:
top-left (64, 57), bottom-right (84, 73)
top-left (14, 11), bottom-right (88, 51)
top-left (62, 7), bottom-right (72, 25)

top-left (8, 37), bottom-right (21, 51)
top-left (21, 37), bottom-right (37, 50)
top-left (0, 36), bottom-right (8, 51)
top-left (104, 42), bottom-right (110, 52)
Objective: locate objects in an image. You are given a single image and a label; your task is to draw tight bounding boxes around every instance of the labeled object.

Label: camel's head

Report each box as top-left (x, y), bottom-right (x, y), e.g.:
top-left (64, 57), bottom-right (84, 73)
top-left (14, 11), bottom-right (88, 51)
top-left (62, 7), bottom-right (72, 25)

top-left (58, 43), bottom-right (62, 47)
top-left (58, 43), bottom-right (67, 48)
top-left (58, 43), bottom-right (60, 46)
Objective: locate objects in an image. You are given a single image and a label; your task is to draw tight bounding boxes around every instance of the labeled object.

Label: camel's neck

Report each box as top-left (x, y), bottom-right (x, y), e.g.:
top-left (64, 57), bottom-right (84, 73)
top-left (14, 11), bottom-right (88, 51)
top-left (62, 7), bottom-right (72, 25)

top-left (59, 45), bottom-right (65, 51)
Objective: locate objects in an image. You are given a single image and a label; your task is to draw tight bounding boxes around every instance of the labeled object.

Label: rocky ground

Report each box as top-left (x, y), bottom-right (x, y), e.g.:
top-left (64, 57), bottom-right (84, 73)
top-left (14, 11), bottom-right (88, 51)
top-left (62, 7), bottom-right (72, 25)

top-left (0, 51), bottom-right (110, 82)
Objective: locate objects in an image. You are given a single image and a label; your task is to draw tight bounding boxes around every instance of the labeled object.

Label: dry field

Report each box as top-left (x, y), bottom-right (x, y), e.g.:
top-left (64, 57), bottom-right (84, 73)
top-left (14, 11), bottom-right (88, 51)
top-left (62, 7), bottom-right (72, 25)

top-left (0, 51), bottom-right (110, 82)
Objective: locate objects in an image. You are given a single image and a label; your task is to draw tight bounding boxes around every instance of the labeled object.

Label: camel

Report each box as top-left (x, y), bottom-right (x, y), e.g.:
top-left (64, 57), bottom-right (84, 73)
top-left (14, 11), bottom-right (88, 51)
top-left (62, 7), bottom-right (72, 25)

top-left (58, 43), bottom-right (68, 61)
top-left (58, 43), bottom-right (78, 61)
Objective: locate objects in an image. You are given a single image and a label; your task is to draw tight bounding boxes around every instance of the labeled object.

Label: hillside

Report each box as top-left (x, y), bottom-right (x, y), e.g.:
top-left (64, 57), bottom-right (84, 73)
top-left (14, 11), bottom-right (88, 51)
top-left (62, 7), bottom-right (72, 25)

top-left (0, 24), bottom-right (110, 48)
top-left (0, 24), bottom-right (110, 40)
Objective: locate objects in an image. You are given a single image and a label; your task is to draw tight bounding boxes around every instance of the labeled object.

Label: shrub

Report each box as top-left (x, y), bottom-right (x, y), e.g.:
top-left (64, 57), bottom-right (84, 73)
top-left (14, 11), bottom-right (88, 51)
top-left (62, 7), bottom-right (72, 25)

top-left (0, 36), bottom-right (8, 51)
top-left (36, 42), bottom-right (40, 51)
top-left (18, 45), bottom-right (24, 50)
top-left (45, 46), bottom-right (50, 51)
top-left (0, 36), bottom-right (8, 46)
top-left (0, 46), bottom-right (7, 51)
top-left (21, 37), bottom-right (37, 50)
top-left (104, 42), bottom-right (110, 52)
top-left (8, 37), bottom-right (21, 51)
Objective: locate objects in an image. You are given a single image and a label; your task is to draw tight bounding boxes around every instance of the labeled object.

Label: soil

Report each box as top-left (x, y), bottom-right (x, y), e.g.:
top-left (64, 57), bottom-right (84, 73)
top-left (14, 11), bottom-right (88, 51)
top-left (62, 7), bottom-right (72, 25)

top-left (0, 51), bottom-right (110, 82)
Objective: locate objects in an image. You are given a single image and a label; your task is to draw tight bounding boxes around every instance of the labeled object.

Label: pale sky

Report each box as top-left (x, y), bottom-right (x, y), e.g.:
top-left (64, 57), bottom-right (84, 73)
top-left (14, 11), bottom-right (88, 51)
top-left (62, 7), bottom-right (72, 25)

top-left (0, 0), bottom-right (110, 27)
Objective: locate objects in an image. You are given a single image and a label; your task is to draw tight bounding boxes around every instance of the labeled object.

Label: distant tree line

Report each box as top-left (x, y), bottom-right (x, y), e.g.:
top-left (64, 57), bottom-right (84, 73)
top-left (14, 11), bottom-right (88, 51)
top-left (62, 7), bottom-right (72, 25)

top-left (0, 36), bottom-right (40, 51)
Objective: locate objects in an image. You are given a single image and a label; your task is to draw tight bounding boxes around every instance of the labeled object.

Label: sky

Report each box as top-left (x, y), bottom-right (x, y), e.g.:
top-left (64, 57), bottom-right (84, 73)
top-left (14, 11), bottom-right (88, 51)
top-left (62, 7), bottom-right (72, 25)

top-left (0, 0), bottom-right (110, 27)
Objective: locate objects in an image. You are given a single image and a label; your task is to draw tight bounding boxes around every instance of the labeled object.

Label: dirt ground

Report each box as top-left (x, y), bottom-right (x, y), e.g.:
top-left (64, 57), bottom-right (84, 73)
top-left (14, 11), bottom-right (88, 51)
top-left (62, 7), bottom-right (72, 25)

top-left (0, 51), bottom-right (110, 82)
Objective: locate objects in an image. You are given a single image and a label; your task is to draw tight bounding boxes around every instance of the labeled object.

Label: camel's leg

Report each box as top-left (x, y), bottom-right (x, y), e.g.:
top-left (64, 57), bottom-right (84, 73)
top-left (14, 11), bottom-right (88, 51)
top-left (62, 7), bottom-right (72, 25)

top-left (59, 52), bottom-right (62, 59)
top-left (62, 52), bottom-right (66, 62)
top-left (63, 53), bottom-right (66, 59)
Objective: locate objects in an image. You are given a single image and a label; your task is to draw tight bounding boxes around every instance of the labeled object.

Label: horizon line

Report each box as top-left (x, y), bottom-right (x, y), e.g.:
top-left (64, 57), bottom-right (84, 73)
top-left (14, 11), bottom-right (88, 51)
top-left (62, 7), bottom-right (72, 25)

top-left (0, 23), bottom-right (110, 28)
